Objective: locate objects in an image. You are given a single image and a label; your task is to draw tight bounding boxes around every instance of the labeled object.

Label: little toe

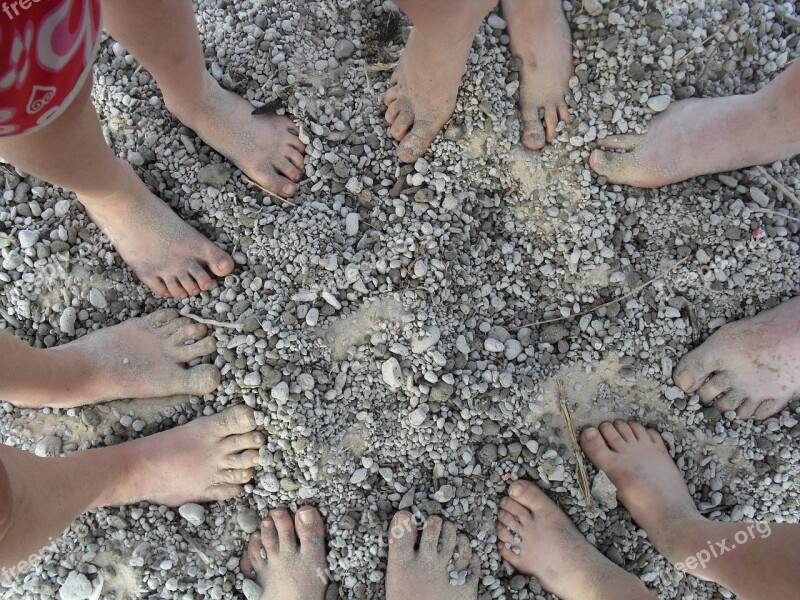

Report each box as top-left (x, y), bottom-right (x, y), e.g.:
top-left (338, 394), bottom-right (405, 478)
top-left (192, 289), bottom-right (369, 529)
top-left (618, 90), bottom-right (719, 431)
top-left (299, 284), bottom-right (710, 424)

top-left (420, 515), bottom-right (443, 556)
top-left (598, 421), bottom-right (627, 451)
top-left (753, 398), bottom-right (789, 420)
top-left (628, 422), bottom-right (650, 441)
top-left (188, 262), bottom-right (214, 292)
top-left (596, 134), bottom-right (641, 150)
top-left (212, 405), bottom-right (257, 435)
top-left (500, 496), bottom-right (531, 524)
top-left (735, 398), bottom-right (763, 419)
top-left (522, 117), bottom-right (546, 151)
top-left (295, 506), bottom-right (326, 556)
top-left (389, 108), bottom-right (414, 142)
top-left (498, 543), bottom-right (519, 566)
top-left (697, 373), bottom-right (732, 405)
top-left (439, 521), bottom-right (457, 557)
top-left (673, 349), bottom-right (714, 394)
top-left (388, 511), bottom-right (418, 559)
top-left (174, 336), bottom-right (217, 363)
top-left (496, 522), bottom-right (517, 545)
top-left (210, 484), bottom-right (243, 502)
top-left (580, 426), bottom-right (615, 463)
top-left (397, 121), bottom-right (438, 163)
top-left (260, 516), bottom-right (280, 553)
top-left (544, 104), bottom-right (560, 142)
top-left (276, 157), bottom-right (303, 182)
top-left (384, 82), bottom-right (400, 107)
top-left (225, 448), bottom-right (261, 470)
top-left (270, 508), bottom-right (298, 553)
top-left (145, 308), bottom-right (181, 328)
top-left (557, 99), bottom-right (572, 124)
top-left (647, 428), bottom-right (667, 449)
top-left (467, 556), bottom-right (481, 583)
top-left (182, 364), bottom-right (220, 395)
top-left (452, 534), bottom-right (473, 571)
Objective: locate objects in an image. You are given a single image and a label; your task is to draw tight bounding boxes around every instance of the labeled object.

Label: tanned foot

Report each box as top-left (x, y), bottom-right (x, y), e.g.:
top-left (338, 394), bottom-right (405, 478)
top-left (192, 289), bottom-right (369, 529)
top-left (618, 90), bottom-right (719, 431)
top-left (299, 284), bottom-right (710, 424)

top-left (502, 0), bottom-right (574, 149)
top-left (169, 73), bottom-right (305, 198)
top-left (672, 298), bottom-right (800, 419)
top-left (80, 161), bottom-right (234, 299)
top-left (589, 62), bottom-right (800, 187)
top-left (580, 422), bottom-right (704, 561)
top-left (103, 405), bottom-right (266, 507)
top-left (36, 309), bottom-right (220, 408)
top-left (386, 512), bottom-right (479, 600)
top-left (384, 1), bottom-right (495, 163)
top-left (497, 480), bottom-right (652, 600)
top-left (240, 507), bottom-right (328, 600)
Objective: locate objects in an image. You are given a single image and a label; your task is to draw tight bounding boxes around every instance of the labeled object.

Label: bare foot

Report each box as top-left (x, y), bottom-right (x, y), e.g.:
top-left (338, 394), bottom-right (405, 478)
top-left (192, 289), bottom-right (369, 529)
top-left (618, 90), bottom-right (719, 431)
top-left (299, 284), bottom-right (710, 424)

top-left (80, 161), bottom-right (234, 298)
top-left (580, 422), bottom-right (704, 561)
top-left (103, 405), bottom-right (266, 507)
top-left (169, 74), bottom-right (305, 198)
top-left (590, 63), bottom-right (800, 187)
top-left (38, 309), bottom-right (220, 408)
top-left (672, 297), bottom-right (800, 420)
top-left (497, 480), bottom-right (653, 600)
top-left (384, 1), bottom-right (495, 163)
top-left (240, 507), bottom-right (328, 600)
top-left (386, 512), bottom-right (479, 600)
top-left (503, 0), bottom-right (574, 149)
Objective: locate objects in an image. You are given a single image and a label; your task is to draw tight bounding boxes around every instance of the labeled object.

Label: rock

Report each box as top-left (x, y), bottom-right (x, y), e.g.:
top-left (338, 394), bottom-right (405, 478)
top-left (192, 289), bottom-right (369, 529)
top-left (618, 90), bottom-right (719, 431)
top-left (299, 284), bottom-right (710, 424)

top-left (478, 443), bottom-right (497, 466)
top-left (430, 382), bottom-right (454, 403)
top-left (351, 468), bottom-right (368, 484)
top-left (647, 94), bottom-right (671, 112)
top-left (242, 579), bottom-right (263, 600)
top-left (88, 288), bottom-right (107, 309)
top-left (408, 406), bottom-right (428, 428)
top-left (59, 307), bottom-right (77, 335)
top-left (271, 381), bottom-right (289, 404)
top-left (591, 471), bottom-right (618, 509)
top-left (54, 199), bottom-right (71, 218)
top-left (749, 187), bottom-right (771, 208)
top-left (334, 39), bottom-right (355, 60)
top-left (542, 324), bottom-right (569, 344)
top-left (35, 435), bottom-right (62, 457)
top-left (18, 230), bottom-right (38, 249)
top-left (504, 339), bottom-right (523, 360)
top-left (243, 372), bottom-right (262, 387)
top-left (236, 508), bottom-right (261, 534)
top-left (345, 212), bottom-right (360, 236)
top-left (487, 14), bottom-right (506, 29)
top-left (59, 571), bottom-right (92, 600)
top-left (198, 163), bottom-right (232, 187)
top-left (433, 484), bottom-right (455, 503)
top-left (484, 338), bottom-right (504, 353)
top-left (178, 503), bottom-right (206, 526)
top-left (583, 0), bottom-right (603, 16)
top-left (411, 325), bottom-right (441, 354)
top-left (382, 358), bottom-right (402, 390)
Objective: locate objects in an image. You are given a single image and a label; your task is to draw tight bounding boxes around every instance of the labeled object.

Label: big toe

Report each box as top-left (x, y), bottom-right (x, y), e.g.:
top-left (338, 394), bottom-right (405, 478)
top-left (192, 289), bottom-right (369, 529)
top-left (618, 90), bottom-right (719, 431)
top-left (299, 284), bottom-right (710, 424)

top-left (580, 426), bottom-right (615, 467)
top-left (389, 511), bottom-right (418, 560)
top-left (589, 149), bottom-right (637, 183)
top-left (295, 507), bottom-right (326, 557)
top-left (507, 480), bottom-right (550, 512)
top-left (397, 121), bottom-right (438, 163)
top-left (212, 405), bottom-right (257, 435)
top-left (673, 348), bottom-right (713, 393)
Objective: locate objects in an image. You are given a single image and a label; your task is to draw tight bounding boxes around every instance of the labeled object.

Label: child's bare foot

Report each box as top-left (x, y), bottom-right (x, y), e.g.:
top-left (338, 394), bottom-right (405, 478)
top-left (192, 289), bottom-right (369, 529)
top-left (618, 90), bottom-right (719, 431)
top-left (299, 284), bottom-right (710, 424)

top-left (590, 63), bottom-right (800, 187)
top-left (672, 297), bottom-right (800, 420)
top-left (38, 309), bottom-right (219, 408)
top-left (239, 507), bottom-right (328, 600)
top-left (384, 1), bottom-right (495, 163)
top-left (497, 480), bottom-right (653, 600)
top-left (502, 0), bottom-right (574, 150)
top-left (80, 162), bottom-right (234, 299)
top-left (580, 422), bottom-right (704, 561)
top-left (386, 512), bottom-right (479, 600)
top-left (168, 74), bottom-right (305, 198)
top-left (103, 405), bottom-right (266, 507)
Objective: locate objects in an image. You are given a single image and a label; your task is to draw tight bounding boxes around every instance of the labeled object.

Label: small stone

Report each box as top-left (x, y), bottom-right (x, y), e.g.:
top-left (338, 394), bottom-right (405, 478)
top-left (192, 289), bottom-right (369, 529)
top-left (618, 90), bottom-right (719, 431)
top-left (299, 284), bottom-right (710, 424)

top-left (236, 508), bottom-right (261, 534)
top-left (408, 406), bottom-right (428, 428)
top-left (179, 503), bottom-right (206, 526)
top-left (60, 307), bottom-right (77, 335)
top-left (334, 39), bottom-right (356, 60)
top-left (591, 471), bottom-right (618, 510)
top-left (647, 95), bottom-right (671, 112)
top-left (242, 579), bottom-right (263, 600)
top-left (18, 230), bottom-right (38, 248)
top-left (243, 372), bottom-right (262, 387)
top-left (411, 325), bottom-right (441, 354)
top-left (504, 339), bottom-right (523, 360)
top-left (542, 324), bottom-right (569, 344)
top-left (484, 338), bottom-right (504, 353)
top-left (198, 163), bottom-right (231, 187)
top-left (749, 187), bottom-right (770, 208)
top-left (350, 468), bottom-right (368, 484)
top-left (487, 14), bottom-right (506, 29)
top-left (583, 0), bottom-right (603, 17)
top-left (382, 358), bottom-right (402, 390)
top-left (433, 484), bottom-right (455, 503)
top-left (271, 381), bottom-right (289, 404)
top-left (54, 199), bottom-right (71, 218)
top-left (59, 571), bottom-right (92, 600)
top-left (345, 212), bottom-right (360, 236)
top-left (35, 435), bottom-right (62, 457)
top-left (88, 288), bottom-right (107, 309)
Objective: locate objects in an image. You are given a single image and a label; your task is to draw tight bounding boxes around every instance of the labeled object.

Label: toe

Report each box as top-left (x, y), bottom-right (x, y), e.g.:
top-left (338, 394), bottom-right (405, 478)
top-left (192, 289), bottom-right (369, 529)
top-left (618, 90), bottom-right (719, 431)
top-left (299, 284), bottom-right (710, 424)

top-left (498, 543), bottom-right (519, 567)
top-left (580, 426), bottom-right (615, 464)
top-left (646, 428), bottom-right (667, 449)
top-left (496, 522), bottom-right (516, 545)
top-left (467, 555), bottom-right (481, 582)
top-left (735, 398), bottom-right (762, 419)
top-left (673, 349), bottom-right (714, 394)
top-left (165, 277), bottom-right (189, 300)
top-left (286, 147), bottom-right (305, 171)
top-left (385, 101), bottom-right (401, 125)
top-left (388, 511), bottom-right (418, 560)
top-left (589, 149), bottom-right (639, 184)
top-left (217, 468), bottom-right (254, 486)
top-left (179, 273), bottom-right (201, 297)
top-left (557, 99), bottom-right (572, 124)
top-left (276, 157), bottom-right (303, 182)
top-left (141, 275), bottom-right (171, 298)
top-left (420, 515), bottom-right (443, 556)
top-left (295, 507), bottom-right (326, 556)
top-left (225, 448), bottom-right (261, 469)
top-left (188, 261), bottom-right (214, 292)
top-left (384, 80), bottom-right (400, 106)
top-left (145, 308), bottom-right (181, 328)
top-left (439, 521), bottom-right (457, 557)
top-left (172, 322), bottom-right (208, 345)
top-left (222, 431), bottom-right (267, 453)
top-left (245, 531), bottom-right (266, 573)
top-left (612, 420), bottom-right (636, 442)
top-left (598, 421), bottom-right (627, 451)
top-left (210, 484), bottom-right (243, 501)
top-left (182, 364), bottom-right (220, 395)
top-left (213, 405), bottom-right (257, 435)
top-left (497, 509), bottom-right (522, 535)
top-left (500, 497), bottom-right (531, 524)
top-left (389, 107), bottom-right (414, 141)
top-left (174, 336), bottom-right (217, 363)
top-left (452, 534), bottom-right (473, 571)
top-left (544, 104), bottom-right (560, 142)
top-left (204, 247), bottom-right (234, 278)
top-left (522, 116), bottom-right (546, 151)
top-left (597, 134), bottom-right (641, 150)
top-left (159, 316), bottom-right (192, 336)
top-left (752, 398), bottom-right (789, 420)
top-left (271, 508), bottom-right (298, 553)
top-left (697, 373), bottom-right (732, 405)
top-left (713, 390), bottom-right (746, 412)
top-left (397, 121), bottom-right (438, 163)
top-left (507, 480), bottom-right (550, 513)
top-left (628, 422), bottom-right (650, 441)
top-left (260, 516), bottom-right (280, 553)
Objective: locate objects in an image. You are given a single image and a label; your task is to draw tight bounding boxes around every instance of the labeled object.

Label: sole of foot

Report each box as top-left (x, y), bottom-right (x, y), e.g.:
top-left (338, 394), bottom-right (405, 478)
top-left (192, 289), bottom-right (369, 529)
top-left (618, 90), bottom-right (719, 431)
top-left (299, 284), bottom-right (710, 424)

top-left (80, 161), bottom-right (235, 299)
top-left (168, 74), bottom-right (306, 199)
top-left (386, 512), bottom-right (479, 600)
top-left (502, 0), bottom-right (574, 150)
top-left (240, 507), bottom-right (328, 600)
top-left (580, 421), bottom-right (704, 560)
top-left (106, 405), bottom-right (265, 507)
top-left (51, 309), bottom-right (220, 407)
top-left (672, 297), bottom-right (800, 420)
top-left (384, 2), bottom-right (494, 163)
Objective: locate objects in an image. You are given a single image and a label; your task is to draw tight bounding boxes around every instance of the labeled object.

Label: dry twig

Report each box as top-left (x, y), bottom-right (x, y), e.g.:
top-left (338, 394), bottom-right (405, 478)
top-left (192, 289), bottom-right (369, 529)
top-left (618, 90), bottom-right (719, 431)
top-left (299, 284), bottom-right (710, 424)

top-left (185, 313), bottom-right (244, 331)
top-left (754, 166), bottom-right (800, 209)
top-left (243, 176), bottom-right (300, 208)
top-left (558, 380), bottom-right (592, 510)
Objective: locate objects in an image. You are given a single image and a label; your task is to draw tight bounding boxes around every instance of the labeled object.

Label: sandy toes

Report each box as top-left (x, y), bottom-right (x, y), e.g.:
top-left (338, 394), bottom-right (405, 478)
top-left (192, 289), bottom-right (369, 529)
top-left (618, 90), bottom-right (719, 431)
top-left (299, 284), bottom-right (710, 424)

top-left (503, 0), bottom-right (574, 150)
top-left (672, 297), bottom-right (800, 420)
top-left (240, 507), bottom-right (328, 600)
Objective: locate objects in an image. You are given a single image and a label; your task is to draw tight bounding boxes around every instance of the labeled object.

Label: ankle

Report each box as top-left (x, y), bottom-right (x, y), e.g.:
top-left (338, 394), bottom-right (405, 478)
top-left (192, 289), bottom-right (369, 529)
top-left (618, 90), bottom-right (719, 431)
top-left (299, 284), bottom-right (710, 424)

top-left (164, 71), bottom-right (231, 131)
top-left (76, 159), bottom-right (140, 208)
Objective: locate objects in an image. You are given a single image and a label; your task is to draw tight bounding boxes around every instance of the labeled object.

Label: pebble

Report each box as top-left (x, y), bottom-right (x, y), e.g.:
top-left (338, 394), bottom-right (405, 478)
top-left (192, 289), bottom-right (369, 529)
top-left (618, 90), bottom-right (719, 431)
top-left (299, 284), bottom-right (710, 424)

top-left (271, 381), bottom-right (290, 404)
top-left (242, 580), bottom-right (263, 600)
top-left (178, 503), bottom-right (206, 526)
top-left (408, 406), bottom-right (428, 428)
top-left (18, 230), bottom-right (38, 249)
top-left (483, 338), bottom-right (504, 353)
top-left (333, 39), bottom-right (355, 60)
top-left (34, 435), bottom-right (62, 457)
top-left (236, 508), bottom-right (261, 534)
top-left (583, 0), bottom-right (603, 17)
top-left (487, 14), bottom-right (506, 29)
top-left (243, 372), bottom-right (262, 387)
top-left (350, 468), bottom-right (368, 484)
top-left (749, 187), bottom-right (770, 208)
top-left (198, 163), bottom-right (232, 187)
top-left (60, 307), bottom-right (77, 335)
top-left (345, 212), bottom-right (360, 236)
top-left (381, 358), bottom-right (402, 390)
top-left (88, 289), bottom-right (107, 310)
top-left (647, 95), bottom-right (671, 112)
top-left (411, 325), bottom-right (441, 354)
top-left (59, 571), bottom-right (92, 600)
top-left (591, 471), bottom-right (618, 510)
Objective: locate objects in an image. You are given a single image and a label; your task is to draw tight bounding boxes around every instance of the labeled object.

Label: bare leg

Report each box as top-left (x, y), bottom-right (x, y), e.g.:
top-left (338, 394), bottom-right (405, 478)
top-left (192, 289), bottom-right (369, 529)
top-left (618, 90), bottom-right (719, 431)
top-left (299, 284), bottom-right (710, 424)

top-left (673, 297), bottom-right (800, 420)
top-left (581, 421), bottom-right (800, 599)
top-left (590, 62), bottom-right (800, 187)
top-left (100, 0), bottom-right (305, 198)
top-left (502, 0), bottom-right (574, 149)
top-left (239, 507), bottom-right (328, 600)
top-left (386, 512), bottom-right (480, 600)
top-left (0, 309), bottom-right (220, 408)
top-left (0, 78), bottom-right (235, 299)
top-left (0, 406), bottom-right (265, 578)
top-left (497, 480), bottom-right (655, 600)
top-left (385, 0), bottom-right (496, 162)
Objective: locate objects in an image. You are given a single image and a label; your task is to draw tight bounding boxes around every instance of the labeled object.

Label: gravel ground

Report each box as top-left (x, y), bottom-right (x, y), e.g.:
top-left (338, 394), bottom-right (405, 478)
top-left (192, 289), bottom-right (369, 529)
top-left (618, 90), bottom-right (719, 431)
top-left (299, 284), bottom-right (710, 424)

top-left (1, 0), bottom-right (799, 599)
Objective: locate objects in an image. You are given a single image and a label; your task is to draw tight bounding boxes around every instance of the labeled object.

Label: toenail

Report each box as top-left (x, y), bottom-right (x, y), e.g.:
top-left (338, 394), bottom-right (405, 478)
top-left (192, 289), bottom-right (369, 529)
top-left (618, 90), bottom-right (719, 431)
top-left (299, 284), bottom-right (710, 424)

top-left (298, 508), bottom-right (316, 524)
top-left (583, 427), bottom-right (598, 439)
top-left (509, 482), bottom-right (523, 498)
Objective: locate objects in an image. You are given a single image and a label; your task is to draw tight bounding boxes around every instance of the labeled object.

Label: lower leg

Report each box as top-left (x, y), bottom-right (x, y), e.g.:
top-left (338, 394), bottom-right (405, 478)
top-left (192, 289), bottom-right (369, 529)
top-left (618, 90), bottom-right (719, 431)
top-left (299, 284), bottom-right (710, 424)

top-left (100, 0), bottom-right (305, 197)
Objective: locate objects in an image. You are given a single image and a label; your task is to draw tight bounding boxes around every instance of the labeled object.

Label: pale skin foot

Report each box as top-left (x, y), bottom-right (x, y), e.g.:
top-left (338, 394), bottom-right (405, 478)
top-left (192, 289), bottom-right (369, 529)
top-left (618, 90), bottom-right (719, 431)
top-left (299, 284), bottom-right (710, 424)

top-left (672, 297), bottom-right (800, 420)
top-left (240, 507), bottom-right (328, 600)
top-left (386, 0), bottom-right (497, 163)
top-left (496, 480), bottom-right (654, 600)
top-left (580, 421), bottom-right (800, 600)
top-left (502, 0), bottom-right (574, 149)
top-left (386, 512), bottom-right (480, 600)
top-left (0, 308), bottom-right (221, 408)
top-left (590, 61), bottom-right (800, 187)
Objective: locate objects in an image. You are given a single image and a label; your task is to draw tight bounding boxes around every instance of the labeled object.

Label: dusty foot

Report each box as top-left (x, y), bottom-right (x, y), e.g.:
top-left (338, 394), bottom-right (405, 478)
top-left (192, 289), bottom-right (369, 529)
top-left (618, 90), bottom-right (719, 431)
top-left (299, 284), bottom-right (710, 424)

top-left (240, 507), bottom-right (328, 600)
top-left (497, 480), bottom-right (650, 600)
top-left (103, 405), bottom-right (266, 507)
top-left (169, 73), bottom-right (305, 198)
top-left (386, 512), bottom-right (479, 600)
top-left (503, 0), bottom-right (574, 150)
top-left (580, 422), bottom-right (704, 561)
top-left (672, 297), bottom-right (800, 420)
top-left (384, 2), bottom-right (494, 163)
top-left (589, 93), bottom-right (800, 187)
top-left (80, 161), bottom-right (234, 299)
top-left (41, 309), bottom-right (220, 408)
